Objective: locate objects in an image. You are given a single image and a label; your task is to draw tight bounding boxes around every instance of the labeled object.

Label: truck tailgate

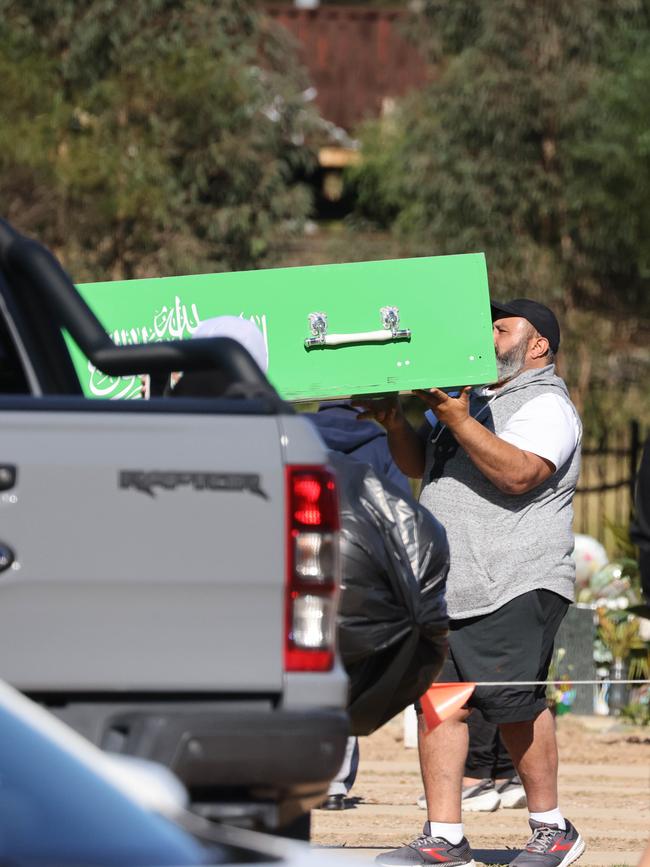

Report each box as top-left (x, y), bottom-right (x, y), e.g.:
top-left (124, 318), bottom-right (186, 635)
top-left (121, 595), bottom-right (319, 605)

top-left (0, 411), bottom-right (287, 693)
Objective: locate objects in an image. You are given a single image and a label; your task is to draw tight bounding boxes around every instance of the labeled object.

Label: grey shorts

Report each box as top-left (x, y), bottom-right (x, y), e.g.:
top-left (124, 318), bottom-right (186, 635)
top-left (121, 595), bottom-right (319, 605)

top-left (432, 589), bottom-right (569, 724)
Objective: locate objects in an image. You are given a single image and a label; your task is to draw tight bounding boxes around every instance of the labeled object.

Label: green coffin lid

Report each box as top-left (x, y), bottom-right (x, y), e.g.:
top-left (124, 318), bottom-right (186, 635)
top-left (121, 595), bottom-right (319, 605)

top-left (71, 253), bottom-right (496, 401)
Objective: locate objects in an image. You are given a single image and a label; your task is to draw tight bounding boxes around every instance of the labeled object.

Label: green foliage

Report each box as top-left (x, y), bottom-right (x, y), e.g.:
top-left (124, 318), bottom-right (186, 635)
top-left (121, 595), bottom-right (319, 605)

top-left (627, 646), bottom-right (650, 682)
top-left (349, 0), bottom-right (650, 428)
top-left (566, 28), bottom-right (650, 307)
top-left (318, 0), bottom-right (409, 4)
top-left (605, 521), bottom-right (640, 561)
top-left (0, 0), bottom-right (318, 279)
top-left (353, 0), bottom-right (650, 304)
top-left (619, 700), bottom-right (650, 725)
top-left (597, 609), bottom-right (643, 661)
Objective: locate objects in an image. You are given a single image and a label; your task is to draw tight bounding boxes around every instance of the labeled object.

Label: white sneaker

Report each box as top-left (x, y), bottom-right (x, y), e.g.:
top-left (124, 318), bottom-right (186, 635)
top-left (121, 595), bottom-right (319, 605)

top-left (461, 779), bottom-right (501, 812)
top-left (496, 775), bottom-right (527, 809)
top-left (417, 779), bottom-right (501, 812)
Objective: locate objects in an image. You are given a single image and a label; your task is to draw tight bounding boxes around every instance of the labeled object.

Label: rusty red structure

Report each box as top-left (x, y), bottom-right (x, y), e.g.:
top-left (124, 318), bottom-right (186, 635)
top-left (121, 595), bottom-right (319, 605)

top-left (264, 4), bottom-right (431, 132)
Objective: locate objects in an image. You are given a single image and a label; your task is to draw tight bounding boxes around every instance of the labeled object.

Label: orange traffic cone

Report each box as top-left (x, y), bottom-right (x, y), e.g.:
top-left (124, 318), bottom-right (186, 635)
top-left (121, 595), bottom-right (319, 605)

top-left (419, 682), bottom-right (476, 733)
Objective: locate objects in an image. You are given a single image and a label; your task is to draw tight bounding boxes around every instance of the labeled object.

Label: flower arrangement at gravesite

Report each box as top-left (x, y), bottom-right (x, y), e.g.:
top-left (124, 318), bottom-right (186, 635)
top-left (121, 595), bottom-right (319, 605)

top-left (546, 648), bottom-right (577, 716)
top-left (570, 531), bottom-right (649, 720)
top-left (588, 559), bottom-right (649, 719)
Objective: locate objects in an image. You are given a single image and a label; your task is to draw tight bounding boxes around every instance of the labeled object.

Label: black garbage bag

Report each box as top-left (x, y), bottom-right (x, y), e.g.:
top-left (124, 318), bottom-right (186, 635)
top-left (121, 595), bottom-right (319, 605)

top-left (328, 452), bottom-right (449, 736)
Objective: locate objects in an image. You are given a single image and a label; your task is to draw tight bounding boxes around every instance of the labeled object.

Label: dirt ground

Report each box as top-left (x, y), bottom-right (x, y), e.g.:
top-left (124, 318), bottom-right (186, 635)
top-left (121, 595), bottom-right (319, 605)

top-left (312, 713), bottom-right (650, 866)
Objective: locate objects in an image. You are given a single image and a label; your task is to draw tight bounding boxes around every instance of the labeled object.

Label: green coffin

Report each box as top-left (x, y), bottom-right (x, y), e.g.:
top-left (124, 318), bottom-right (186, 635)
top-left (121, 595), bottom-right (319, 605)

top-left (72, 253), bottom-right (496, 401)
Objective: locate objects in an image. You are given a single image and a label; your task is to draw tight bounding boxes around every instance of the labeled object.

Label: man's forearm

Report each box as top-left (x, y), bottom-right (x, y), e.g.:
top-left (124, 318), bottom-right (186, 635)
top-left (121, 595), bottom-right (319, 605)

top-left (386, 415), bottom-right (427, 479)
top-left (451, 417), bottom-right (552, 494)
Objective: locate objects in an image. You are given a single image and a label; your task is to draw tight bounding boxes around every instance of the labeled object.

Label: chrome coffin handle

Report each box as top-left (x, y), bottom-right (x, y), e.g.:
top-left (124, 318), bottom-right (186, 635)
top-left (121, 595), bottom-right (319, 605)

top-left (304, 306), bottom-right (411, 349)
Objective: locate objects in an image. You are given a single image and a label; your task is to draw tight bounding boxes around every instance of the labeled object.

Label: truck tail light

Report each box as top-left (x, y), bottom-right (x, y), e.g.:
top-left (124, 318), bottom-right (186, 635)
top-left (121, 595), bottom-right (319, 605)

top-left (285, 466), bottom-right (340, 672)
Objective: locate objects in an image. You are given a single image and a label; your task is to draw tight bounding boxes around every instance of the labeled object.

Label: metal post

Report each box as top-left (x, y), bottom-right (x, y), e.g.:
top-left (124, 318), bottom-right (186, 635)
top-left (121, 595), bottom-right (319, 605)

top-left (629, 419), bottom-right (641, 507)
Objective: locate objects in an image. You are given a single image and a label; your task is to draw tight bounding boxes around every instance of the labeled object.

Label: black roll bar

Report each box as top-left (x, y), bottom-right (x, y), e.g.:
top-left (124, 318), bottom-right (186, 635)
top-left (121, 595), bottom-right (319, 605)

top-left (0, 219), bottom-right (283, 405)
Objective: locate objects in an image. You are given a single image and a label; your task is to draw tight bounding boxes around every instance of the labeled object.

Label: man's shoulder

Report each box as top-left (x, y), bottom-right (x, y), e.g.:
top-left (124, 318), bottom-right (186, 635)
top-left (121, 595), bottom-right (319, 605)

top-left (521, 387), bottom-right (575, 410)
top-left (507, 372), bottom-right (579, 417)
top-left (510, 369), bottom-right (569, 394)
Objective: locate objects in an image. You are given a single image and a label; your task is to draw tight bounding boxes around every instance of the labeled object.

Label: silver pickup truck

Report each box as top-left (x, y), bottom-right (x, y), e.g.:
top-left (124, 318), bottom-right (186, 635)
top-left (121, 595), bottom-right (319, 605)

top-left (0, 219), bottom-right (348, 837)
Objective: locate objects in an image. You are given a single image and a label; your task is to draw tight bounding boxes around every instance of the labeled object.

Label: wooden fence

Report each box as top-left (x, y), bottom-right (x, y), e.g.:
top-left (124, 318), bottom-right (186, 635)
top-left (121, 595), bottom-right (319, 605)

top-left (574, 420), bottom-right (644, 552)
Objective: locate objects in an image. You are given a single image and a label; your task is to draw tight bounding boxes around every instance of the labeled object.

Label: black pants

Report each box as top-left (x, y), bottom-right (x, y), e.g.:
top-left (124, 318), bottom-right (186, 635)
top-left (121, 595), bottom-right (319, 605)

top-left (465, 708), bottom-right (516, 780)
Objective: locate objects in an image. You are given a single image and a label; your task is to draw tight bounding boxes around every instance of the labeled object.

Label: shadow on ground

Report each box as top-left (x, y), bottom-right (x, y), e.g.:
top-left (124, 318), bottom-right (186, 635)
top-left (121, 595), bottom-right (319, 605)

top-left (313, 845), bottom-right (521, 865)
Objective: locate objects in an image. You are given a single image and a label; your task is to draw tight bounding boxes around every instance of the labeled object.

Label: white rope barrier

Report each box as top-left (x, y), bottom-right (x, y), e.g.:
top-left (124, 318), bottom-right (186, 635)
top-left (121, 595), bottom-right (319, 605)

top-left (472, 679), bottom-right (649, 687)
top-left (402, 680), bottom-right (649, 744)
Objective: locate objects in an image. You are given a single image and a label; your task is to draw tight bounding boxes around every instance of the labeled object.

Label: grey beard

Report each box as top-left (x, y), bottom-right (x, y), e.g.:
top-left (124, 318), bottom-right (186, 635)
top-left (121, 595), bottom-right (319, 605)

top-left (495, 340), bottom-right (528, 382)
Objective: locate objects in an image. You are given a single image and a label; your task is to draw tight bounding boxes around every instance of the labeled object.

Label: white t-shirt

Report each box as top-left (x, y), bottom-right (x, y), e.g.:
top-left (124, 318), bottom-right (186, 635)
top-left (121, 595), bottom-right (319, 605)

top-left (497, 392), bottom-right (580, 470)
top-left (425, 391), bottom-right (580, 471)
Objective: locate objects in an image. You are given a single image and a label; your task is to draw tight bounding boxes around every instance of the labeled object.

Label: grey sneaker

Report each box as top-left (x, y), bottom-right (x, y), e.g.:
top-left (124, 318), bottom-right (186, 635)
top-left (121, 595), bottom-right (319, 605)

top-left (496, 775), bottom-right (527, 809)
top-left (510, 819), bottom-right (585, 867)
top-left (417, 779), bottom-right (500, 812)
top-left (375, 825), bottom-right (475, 866)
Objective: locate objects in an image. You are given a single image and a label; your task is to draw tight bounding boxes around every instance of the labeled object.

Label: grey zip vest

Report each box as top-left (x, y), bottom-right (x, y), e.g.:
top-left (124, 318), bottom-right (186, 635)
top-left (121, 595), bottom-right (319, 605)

top-left (419, 365), bottom-right (582, 619)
